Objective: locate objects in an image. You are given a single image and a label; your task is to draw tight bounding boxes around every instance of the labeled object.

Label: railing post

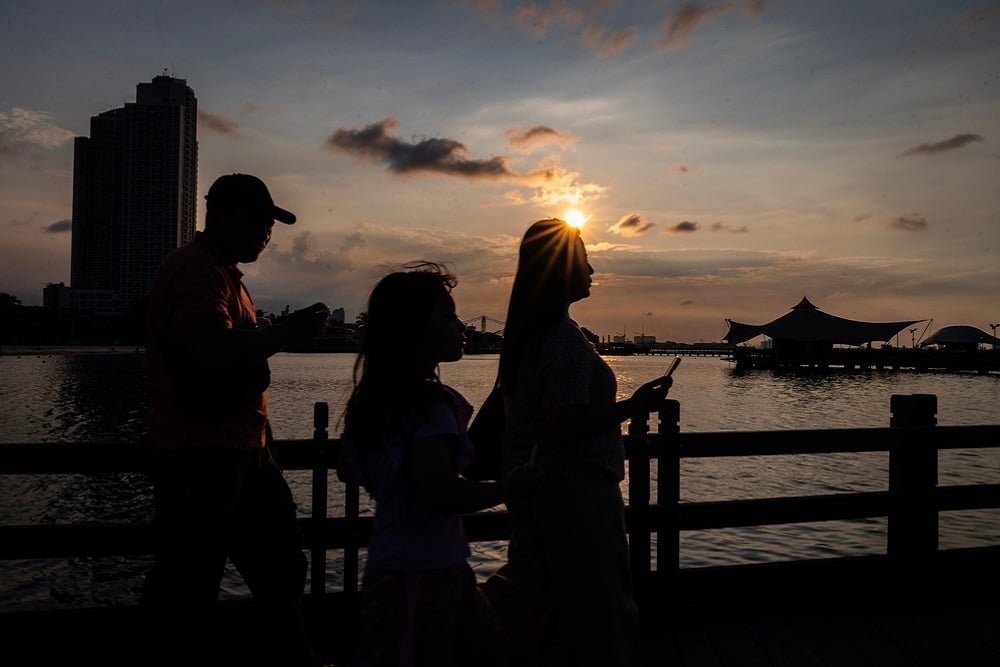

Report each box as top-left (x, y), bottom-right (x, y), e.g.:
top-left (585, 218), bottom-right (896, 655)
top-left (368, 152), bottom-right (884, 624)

top-left (888, 394), bottom-right (938, 561)
top-left (310, 402), bottom-right (329, 596)
top-left (343, 477), bottom-right (361, 596)
top-left (656, 400), bottom-right (681, 587)
top-left (627, 411), bottom-right (651, 604)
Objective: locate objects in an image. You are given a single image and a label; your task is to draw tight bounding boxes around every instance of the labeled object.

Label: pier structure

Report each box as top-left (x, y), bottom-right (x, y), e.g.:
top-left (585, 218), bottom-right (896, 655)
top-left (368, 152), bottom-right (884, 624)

top-left (2, 395), bottom-right (1000, 664)
top-left (731, 345), bottom-right (1000, 374)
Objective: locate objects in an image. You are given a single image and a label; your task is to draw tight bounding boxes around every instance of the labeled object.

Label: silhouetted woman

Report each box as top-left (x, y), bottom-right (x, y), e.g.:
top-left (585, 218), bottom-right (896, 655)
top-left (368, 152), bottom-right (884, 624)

top-left (339, 262), bottom-right (539, 667)
top-left (483, 220), bottom-right (672, 667)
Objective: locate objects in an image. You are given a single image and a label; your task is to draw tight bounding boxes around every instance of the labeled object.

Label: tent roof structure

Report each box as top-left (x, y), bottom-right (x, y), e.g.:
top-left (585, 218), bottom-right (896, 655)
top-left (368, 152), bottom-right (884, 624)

top-left (920, 325), bottom-right (1000, 347)
top-left (723, 297), bottom-right (926, 346)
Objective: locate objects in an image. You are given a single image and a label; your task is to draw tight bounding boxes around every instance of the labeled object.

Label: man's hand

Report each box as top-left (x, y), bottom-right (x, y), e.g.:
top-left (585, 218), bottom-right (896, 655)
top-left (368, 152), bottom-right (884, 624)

top-left (283, 303), bottom-right (330, 342)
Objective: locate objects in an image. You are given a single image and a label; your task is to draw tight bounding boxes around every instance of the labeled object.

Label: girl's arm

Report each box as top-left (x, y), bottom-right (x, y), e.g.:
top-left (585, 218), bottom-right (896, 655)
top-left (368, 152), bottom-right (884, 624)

top-left (408, 435), bottom-right (536, 514)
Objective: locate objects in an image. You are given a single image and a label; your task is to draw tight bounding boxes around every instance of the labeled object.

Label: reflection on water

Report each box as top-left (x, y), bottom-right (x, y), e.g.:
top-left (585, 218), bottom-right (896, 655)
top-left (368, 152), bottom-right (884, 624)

top-left (1, 351), bottom-right (999, 610)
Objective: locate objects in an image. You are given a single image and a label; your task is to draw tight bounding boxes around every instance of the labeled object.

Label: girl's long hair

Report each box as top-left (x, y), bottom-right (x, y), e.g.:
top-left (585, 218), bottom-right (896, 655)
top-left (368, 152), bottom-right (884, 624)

top-left (499, 219), bottom-right (586, 393)
top-left (344, 262), bottom-right (457, 450)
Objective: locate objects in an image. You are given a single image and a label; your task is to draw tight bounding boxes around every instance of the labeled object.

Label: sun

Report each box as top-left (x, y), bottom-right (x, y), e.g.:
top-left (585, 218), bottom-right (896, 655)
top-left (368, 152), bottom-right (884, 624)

top-left (564, 209), bottom-right (587, 229)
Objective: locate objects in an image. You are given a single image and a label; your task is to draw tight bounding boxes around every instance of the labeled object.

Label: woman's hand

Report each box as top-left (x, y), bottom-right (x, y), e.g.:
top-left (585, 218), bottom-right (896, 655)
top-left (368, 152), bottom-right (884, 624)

top-left (627, 375), bottom-right (673, 414)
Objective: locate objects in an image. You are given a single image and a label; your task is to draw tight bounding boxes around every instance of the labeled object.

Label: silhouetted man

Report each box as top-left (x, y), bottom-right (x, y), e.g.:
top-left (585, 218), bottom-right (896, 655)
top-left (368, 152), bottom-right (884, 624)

top-left (135, 173), bottom-right (331, 666)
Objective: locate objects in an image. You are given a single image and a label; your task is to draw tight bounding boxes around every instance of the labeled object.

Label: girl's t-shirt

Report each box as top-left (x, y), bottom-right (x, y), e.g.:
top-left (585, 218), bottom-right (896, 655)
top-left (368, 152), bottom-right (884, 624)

top-left (343, 383), bottom-right (476, 571)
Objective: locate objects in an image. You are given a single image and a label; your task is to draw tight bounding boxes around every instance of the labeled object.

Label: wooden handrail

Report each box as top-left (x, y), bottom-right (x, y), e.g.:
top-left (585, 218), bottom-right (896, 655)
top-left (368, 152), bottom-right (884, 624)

top-left (2, 393), bottom-right (1000, 608)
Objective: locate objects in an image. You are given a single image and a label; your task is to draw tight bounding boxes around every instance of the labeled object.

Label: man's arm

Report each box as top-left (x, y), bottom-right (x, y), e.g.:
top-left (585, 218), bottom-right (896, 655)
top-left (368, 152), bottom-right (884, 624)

top-left (181, 303), bottom-right (330, 366)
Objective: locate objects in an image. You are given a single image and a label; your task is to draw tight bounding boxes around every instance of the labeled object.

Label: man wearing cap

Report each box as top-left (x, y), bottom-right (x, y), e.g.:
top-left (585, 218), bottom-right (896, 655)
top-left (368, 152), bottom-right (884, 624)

top-left (136, 174), bottom-right (331, 666)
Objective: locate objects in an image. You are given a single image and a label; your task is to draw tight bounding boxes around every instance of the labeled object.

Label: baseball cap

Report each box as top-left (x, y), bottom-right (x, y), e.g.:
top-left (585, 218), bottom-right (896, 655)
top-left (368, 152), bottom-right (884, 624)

top-left (205, 173), bottom-right (296, 224)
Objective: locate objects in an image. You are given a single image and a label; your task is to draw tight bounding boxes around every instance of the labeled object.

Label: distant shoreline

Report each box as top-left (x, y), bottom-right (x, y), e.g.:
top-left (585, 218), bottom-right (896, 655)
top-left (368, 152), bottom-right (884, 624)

top-left (0, 345), bottom-right (145, 356)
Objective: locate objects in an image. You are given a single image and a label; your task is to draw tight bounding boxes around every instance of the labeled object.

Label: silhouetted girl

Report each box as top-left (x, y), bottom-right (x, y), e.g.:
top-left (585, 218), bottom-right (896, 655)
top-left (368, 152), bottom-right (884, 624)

top-left (483, 220), bottom-right (672, 667)
top-left (340, 262), bottom-right (539, 667)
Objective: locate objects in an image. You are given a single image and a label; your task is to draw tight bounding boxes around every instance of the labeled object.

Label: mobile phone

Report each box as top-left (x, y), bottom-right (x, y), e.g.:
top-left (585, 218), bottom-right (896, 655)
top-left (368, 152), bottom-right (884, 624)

top-left (663, 356), bottom-right (681, 378)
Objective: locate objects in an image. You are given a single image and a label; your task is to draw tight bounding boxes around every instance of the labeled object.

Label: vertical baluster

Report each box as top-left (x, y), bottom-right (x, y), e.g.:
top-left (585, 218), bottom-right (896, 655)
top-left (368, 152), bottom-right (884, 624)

top-left (888, 393), bottom-right (938, 562)
top-left (627, 411), bottom-right (651, 603)
top-left (656, 400), bottom-right (681, 588)
top-left (343, 463), bottom-right (361, 597)
top-left (310, 402), bottom-right (329, 596)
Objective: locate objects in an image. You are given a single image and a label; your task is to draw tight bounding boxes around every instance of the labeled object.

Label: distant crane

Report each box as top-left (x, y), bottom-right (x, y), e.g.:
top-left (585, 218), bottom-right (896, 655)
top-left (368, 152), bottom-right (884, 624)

top-left (462, 315), bottom-right (505, 335)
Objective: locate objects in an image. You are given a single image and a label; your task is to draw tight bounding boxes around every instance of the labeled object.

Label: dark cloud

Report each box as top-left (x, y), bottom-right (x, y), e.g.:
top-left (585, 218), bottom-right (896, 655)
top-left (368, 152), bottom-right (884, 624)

top-left (608, 213), bottom-right (656, 236)
top-left (681, 300), bottom-right (695, 306)
top-left (327, 117), bottom-right (515, 179)
top-left (899, 133), bottom-right (984, 157)
top-left (198, 108), bottom-right (241, 139)
top-left (670, 220), bottom-right (700, 233)
top-left (657, 2), bottom-right (764, 50)
top-left (42, 219), bottom-right (72, 233)
top-left (505, 125), bottom-right (577, 153)
top-left (890, 214), bottom-right (928, 232)
top-left (708, 222), bottom-right (749, 233)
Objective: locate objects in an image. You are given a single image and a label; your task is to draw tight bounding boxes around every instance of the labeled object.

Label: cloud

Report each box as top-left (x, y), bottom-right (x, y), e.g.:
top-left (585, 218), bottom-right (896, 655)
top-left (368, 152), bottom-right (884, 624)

top-left (259, 0), bottom-right (308, 17)
top-left (580, 23), bottom-right (638, 56)
top-left (326, 117), bottom-right (514, 179)
top-left (590, 246), bottom-right (789, 278)
top-left (608, 213), bottom-right (656, 236)
top-left (329, 119), bottom-right (607, 207)
top-left (264, 229), bottom-right (366, 277)
top-left (963, 5), bottom-right (1000, 26)
top-left (890, 214), bottom-right (928, 232)
top-left (519, 159), bottom-right (608, 207)
top-left (744, 0), bottom-right (765, 18)
top-left (669, 220), bottom-right (700, 233)
top-left (672, 165), bottom-right (691, 176)
top-left (0, 107), bottom-right (75, 155)
top-left (42, 219), bottom-right (72, 233)
top-left (512, 1), bottom-right (590, 38)
top-left (198, 108), bottom-right (241, 139)
top-left (657, 2), bottom-right (736, 50)
top-left (320, 1), bottom-right (358, 28)
top-left (505, 125), bottom-right (577, 153)
top-left (708, 222), bottom-right (749, 233)
top-left (899, 133), bottom-right (984, 157)
top-left (462, 0), bottom-right (637, 56)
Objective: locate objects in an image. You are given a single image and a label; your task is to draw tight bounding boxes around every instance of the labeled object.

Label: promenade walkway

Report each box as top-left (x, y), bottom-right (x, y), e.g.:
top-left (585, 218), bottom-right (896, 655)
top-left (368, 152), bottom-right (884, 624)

top-left (6, 570), bottom-right (999, 666)
top-left (638, 584), bottom-right (1000, 666)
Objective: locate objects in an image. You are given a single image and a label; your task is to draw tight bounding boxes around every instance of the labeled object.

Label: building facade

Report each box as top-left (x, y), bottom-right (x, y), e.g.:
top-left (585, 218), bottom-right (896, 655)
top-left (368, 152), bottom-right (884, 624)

top-left (71, 74), bottom-right (198, 314)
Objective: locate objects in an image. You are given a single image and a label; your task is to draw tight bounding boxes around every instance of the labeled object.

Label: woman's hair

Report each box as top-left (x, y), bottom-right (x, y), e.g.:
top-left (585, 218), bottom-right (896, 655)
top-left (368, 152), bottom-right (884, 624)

top-left (499, 219), bottom-right (587, 392)
top-left (344, 261), bottom-right (458, 448)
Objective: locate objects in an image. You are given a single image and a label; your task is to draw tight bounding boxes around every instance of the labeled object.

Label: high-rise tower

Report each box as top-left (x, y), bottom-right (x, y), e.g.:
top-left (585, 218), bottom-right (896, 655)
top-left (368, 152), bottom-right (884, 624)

top-left (71, 74), bottom-right (198, 314)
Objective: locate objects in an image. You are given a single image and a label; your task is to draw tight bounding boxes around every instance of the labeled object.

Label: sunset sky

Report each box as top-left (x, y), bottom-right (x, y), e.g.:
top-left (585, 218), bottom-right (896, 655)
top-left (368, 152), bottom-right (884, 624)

top-left (2, 1), bottom-right (998, 344)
